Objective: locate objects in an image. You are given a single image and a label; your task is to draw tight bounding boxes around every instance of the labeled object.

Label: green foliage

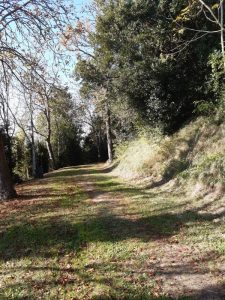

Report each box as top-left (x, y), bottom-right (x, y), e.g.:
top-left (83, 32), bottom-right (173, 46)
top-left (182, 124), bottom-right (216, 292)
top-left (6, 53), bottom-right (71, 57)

top-left (214, 97), bottom-right (225, 125)
top-left (208, 50), bottom-right (225, 94)
top-left (12, 134), bottom-right (31, 181)
top-left (193, 100), bottom-right (216, 116)
top-left (12, 134), bottom-right (49, 181)
top-left (73, 0), bottom-right (225, 165)
top-left (76, 0), bottom-right (220, 137)
top-left (37, 86), bottom-right (83, 168)
top-left (190, 153), bottom-right (225, 184)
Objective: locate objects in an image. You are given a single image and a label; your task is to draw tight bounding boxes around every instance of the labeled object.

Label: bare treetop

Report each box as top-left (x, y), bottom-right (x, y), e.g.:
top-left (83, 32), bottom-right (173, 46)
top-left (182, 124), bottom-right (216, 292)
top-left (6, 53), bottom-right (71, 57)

top-left (0, 1), bottom-right (75, 65)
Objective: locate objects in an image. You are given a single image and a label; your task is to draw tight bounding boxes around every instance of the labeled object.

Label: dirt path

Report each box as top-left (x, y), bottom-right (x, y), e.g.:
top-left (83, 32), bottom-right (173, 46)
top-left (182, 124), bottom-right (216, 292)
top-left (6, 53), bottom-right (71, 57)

top-left (74, 164), bottom-right (225, 300)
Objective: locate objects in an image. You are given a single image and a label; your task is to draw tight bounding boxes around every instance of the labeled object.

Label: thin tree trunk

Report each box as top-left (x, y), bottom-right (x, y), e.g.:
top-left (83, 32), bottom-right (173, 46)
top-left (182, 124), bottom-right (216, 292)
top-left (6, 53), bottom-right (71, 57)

top-left (46, 138), bottom-right (56, 170)
top-left (57, 137), bottom-right (60, 160)
top-left (0, 134), bottom-right (16, 200)
top-left (96, 135), bottom-right (101, 162)
top-left (56, 123), bottom-right (60, 165)
top-left (105, 101), bottom-right (113, 163)
top-left (31, 115), bottom-right (36, 178)
top-left (29, 93), bottom-right (36, 178)
top-left (45, 102), bottom-right (56, 170)
top-left (220, 0), bottom-right (225, 69)
top-left (5, 126), bottom-right (13, 174)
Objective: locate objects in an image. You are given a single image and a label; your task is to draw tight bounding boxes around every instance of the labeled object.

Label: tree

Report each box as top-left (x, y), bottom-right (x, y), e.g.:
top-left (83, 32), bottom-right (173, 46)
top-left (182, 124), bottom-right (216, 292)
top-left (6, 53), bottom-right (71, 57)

top-left (76, 0), bottom-right (217, 138)
top-left (76, 94), bottom-right (108, 162)
top-left (175, 0), bottom-right (225, 68)
top-left (0, 68), bottom-right (16, 174)
top-left (50, 87), bottom-right (83, 167)
top-left (35, 85), bottom-right (83, 168)
top-left (0, 0), bottom-right (74, 199)
top-left (0, 133), bottom-right (16, 199)
top-left (35, 81), bottom-right (57, 170)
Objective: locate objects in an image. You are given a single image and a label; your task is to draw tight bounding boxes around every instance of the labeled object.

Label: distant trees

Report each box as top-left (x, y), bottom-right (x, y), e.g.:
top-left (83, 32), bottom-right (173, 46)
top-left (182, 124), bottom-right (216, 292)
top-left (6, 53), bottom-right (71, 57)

top-left (0, 80), bottom-right (83, 183)
top-left (75, 57), bottom-right (114, 162)
top-left (36, 86), bottom-right (83, 168)
top-left (76, 94), bottom-right (108, 162)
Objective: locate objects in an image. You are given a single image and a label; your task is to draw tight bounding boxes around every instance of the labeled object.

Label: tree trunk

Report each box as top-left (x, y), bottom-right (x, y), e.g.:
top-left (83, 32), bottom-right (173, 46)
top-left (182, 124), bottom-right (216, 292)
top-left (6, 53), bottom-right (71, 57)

top-left (105, 102), bottom-right (113, 163)
top-left (5, 129), bottom-right (13, 175)
top-left (46, 138), bottom-right (56, 170)
top-left (0, 134), bottom-right (16, 200)
top-left (97, 133), bottom-right (101, 162)
top-left (220, 0), bottom-right (225, 69)
top-left (31, 142), bottom-right (36, 178)
top-left (31, 116), bottom-right (37, 178)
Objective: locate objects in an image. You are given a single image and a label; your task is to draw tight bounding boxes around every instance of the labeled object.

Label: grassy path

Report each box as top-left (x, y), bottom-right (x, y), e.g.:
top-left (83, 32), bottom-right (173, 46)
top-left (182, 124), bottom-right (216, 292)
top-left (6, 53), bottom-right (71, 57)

top-left (0, 164), bottom-right (224, 299)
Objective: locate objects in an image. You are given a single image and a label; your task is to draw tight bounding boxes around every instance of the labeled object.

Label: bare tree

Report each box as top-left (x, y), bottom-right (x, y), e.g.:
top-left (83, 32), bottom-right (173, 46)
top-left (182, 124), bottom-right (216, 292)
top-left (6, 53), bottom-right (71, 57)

top-left (0, 0), bottom-right (74, 199)
top-left (33, 76), bottom-right (59, 170)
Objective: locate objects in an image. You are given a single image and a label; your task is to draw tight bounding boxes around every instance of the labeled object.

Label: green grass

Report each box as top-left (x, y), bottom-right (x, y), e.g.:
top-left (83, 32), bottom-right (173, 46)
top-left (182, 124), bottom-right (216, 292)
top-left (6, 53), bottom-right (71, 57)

top-left (0, 164), bottom-right (224, 299)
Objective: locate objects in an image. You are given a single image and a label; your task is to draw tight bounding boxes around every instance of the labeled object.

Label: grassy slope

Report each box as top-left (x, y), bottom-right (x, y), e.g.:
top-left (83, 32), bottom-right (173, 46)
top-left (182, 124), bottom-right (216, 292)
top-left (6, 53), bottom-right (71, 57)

top-left (114, 117), bottom-right (225, 196)
top-left (0, 164), bottom-right (224, 299)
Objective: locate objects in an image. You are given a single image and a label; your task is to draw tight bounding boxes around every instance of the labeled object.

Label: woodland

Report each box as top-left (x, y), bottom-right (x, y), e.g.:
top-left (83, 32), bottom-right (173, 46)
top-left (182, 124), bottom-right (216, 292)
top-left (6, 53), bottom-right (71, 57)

top-left (0, 1), bottom-right (225, 299)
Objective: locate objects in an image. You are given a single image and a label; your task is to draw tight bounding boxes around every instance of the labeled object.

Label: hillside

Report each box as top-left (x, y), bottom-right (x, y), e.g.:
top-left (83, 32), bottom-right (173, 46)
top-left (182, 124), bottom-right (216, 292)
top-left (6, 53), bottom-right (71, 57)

top-left (114, 116), bottom-right (225, 200)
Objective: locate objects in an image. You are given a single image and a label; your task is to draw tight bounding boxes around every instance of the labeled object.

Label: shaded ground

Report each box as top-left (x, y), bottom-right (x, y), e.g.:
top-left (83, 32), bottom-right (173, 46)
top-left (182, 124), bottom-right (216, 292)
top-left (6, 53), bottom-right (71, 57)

top-left (0, 164), bottom-right (224, 299)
